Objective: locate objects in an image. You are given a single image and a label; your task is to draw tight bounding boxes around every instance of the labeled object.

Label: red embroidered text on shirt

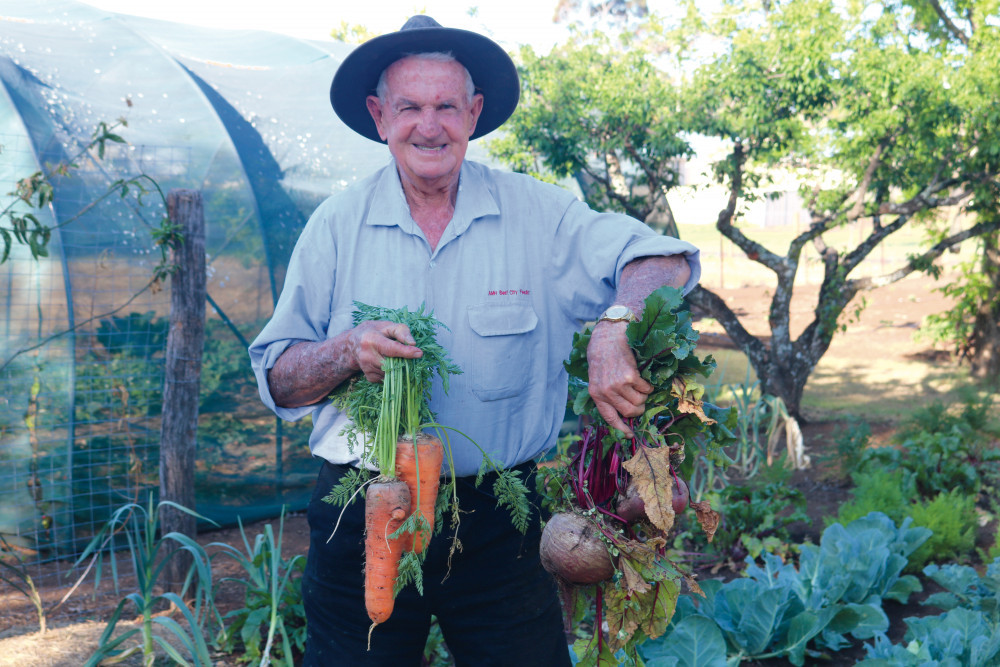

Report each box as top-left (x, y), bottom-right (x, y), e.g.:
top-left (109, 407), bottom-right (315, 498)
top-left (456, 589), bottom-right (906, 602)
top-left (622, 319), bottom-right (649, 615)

top-left (488, 289), bottom-right (531, 296)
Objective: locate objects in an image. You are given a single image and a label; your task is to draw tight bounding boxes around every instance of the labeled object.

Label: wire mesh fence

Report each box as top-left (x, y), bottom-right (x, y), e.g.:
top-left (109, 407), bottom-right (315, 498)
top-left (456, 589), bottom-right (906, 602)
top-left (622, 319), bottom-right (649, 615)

top-left (1, 134), bottom-right (172, 585)
top-left (1, 134), bottom-right (318, 593)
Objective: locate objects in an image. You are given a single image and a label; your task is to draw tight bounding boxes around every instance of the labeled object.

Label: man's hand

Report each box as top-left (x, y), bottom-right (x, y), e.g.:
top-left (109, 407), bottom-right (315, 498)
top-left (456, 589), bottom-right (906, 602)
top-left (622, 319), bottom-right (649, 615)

top-left (348, 320), bottom-right (423, 382)
top-left (268, 320), bottom-right (423, 408)
top-left (586, 320), bottom-right (651, 438)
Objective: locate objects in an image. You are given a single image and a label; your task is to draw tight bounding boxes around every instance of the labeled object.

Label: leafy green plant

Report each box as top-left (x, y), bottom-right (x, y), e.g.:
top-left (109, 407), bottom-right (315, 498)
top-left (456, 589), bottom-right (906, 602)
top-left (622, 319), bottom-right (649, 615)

top-left (422, 616), bottom-right (454, 666)
top-left (640, 512), bottom-right (929, 666)
top-left (817, 419), bottom-right (872, 481)
top-left (860, 428), bottom-right (995, 499)
top-left (0, 534), bottom-right (46, 633)
top-left (95, 311), bottom-right (169, 358)
top-left (212, 510), bottom-right (306, 667)
top-left (833, 469), bottom-right (913, 527)
top-left (922, 557), bottom-right (1000, 622)
top-left (77, 495), bottom-right (221, 667)
top-left (907, 490), bottom-right (978, 571)
top-left (855, 395), bottom-right (1000, 501)
top-left (859, 607), bottom-right (1000, 666)
top-left (720, 377), bottom-right (798, 480)
top-left (857, 557), bottom-right (1000, 666)
top-left (688, 467), bottom-right (808, 567)
top-left (832, 469), bottom-right (980, 572)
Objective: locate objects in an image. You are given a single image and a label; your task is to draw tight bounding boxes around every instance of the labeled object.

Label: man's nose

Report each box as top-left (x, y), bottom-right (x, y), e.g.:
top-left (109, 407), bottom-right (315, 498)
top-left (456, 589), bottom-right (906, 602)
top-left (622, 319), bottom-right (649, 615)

top-left (417, 108), bottom-right (441, 135)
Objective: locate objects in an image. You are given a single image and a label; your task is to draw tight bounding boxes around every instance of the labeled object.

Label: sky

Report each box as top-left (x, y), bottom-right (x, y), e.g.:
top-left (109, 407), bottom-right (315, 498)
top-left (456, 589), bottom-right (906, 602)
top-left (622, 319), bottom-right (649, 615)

top-left (80, 0), bottom-right (570, 52)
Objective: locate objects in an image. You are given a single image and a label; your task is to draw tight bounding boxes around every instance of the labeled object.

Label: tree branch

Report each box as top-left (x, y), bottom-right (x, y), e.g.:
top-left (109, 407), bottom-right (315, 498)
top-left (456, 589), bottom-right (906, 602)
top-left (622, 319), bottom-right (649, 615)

top-left (847, 141), bottom-right (888, 220)
top-left (623, 139), bottom-right (669, 218)
top-left (580, 162), bottom-right (646, 220)
top-left (927, 0), bottom-right (970, 45)
top-left (686, 285), bottom-right (768, 361)
top-left (715, 144), bottom-right (787, 274)
top-left (877, 180), bottom-right (967, 217)
top-left (852, 217), bottom-right (1000, 291)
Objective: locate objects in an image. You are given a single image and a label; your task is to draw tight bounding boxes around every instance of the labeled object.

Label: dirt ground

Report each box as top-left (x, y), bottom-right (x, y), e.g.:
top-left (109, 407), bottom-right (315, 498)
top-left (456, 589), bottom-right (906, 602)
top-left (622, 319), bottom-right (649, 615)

top-left (0, 272), bottom-right (990, 666)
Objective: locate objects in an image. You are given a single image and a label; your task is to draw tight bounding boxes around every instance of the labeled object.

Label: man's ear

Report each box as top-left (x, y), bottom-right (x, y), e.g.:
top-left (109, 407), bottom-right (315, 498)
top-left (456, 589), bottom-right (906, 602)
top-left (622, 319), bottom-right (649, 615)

top-left (467, 93), bottom-right (484, 137)
top-left (366, 95), bottom-right (388, 141)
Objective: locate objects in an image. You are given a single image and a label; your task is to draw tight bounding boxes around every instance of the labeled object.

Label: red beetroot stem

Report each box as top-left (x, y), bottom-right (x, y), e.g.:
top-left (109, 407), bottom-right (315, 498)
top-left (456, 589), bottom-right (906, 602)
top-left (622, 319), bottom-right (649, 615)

top-left (596, 505), bottom-right (628, 524)
top-left (596, 585), bottom-right (604, 656)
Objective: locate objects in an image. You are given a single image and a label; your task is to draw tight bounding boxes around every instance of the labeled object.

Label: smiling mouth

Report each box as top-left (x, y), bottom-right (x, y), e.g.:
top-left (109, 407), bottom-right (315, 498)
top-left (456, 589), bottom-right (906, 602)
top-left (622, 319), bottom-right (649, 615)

top-left (413, 144), bottom-right (446, 152)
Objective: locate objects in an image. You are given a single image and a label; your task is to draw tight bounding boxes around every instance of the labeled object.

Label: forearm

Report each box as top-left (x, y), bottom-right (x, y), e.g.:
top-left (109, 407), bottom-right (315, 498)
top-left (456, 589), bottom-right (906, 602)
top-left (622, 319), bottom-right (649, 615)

top-left (266, 320), bottom-right (423, 408)
top-left (267, 331), bottom-right (359, 408)
top-left (612, 254), bottom-right (691, 315)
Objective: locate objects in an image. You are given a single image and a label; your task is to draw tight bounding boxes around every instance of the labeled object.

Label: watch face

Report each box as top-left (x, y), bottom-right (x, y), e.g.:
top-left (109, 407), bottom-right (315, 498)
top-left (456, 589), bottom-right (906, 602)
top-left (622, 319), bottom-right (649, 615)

top-left (606, 305), bottom-right (629, 318)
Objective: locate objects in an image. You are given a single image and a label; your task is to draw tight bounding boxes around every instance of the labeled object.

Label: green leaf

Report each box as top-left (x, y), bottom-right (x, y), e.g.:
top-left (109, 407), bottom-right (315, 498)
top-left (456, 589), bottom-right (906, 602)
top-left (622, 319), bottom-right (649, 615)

top-left (1, 228), bottom-right (11, 262)
top-left (394, 550), bottom-right (425, 597)
top-left (640, 615), bottom-right (728, 667)
top-left (886, 574), bottom-right (923, 603)
top-left (784, 607), bottom-right (841, 665)
top-left (842, 602), bottom-right (889, 640)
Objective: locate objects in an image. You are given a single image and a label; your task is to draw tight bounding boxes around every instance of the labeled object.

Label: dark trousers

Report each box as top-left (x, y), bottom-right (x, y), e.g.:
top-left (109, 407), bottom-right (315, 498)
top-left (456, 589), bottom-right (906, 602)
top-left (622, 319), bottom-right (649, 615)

top-left (301, 460), bottom-right (572, 666)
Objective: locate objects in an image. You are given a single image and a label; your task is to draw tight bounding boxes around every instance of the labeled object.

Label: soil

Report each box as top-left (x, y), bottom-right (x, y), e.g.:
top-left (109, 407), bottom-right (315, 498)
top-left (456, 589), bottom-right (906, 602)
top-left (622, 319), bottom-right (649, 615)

top-left (1, 272), bottom-right (993, 666)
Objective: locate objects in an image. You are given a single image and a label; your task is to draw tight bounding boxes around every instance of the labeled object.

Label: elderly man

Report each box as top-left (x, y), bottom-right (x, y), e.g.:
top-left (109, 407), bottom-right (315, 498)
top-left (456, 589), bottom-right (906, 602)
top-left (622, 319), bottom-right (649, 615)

top-left (249, 15), bottom-right (700, 666)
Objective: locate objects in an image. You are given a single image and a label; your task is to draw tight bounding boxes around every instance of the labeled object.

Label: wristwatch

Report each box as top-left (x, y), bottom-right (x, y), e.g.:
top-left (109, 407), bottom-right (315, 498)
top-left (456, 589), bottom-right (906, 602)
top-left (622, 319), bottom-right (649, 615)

top-left (598, 304), bottom-right (637, 324)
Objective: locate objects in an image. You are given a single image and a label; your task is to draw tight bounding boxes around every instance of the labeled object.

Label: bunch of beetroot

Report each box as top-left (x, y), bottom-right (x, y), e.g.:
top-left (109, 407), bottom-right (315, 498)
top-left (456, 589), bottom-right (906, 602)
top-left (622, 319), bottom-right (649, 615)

top-left (539, 286), bottom-right (737, 666)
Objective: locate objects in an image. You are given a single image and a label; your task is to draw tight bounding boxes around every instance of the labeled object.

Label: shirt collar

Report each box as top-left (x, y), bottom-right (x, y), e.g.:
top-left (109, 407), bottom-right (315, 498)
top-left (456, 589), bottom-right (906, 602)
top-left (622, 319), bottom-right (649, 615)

top-left (365, 160), bottom-right (499, 242)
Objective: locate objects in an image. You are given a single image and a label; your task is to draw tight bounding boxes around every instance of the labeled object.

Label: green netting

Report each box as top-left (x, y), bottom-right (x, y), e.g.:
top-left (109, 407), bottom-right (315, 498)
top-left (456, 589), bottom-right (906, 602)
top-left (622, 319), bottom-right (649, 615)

top-left (0, 0), bottom-right (485, 580)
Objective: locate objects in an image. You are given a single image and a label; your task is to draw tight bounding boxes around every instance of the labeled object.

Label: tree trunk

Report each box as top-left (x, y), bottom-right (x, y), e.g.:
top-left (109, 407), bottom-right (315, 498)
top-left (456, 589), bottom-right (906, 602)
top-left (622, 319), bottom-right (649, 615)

top-left (968, 232), bottom-right (1000, 381)
top-left (688, 285), bottom-right (821, 421)
top-left (159, 190), bottom-right (206, 594)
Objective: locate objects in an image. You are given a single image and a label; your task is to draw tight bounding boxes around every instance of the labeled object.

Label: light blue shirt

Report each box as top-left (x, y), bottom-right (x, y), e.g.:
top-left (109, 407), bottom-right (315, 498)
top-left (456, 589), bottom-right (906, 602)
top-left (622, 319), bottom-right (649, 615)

top-left (249, 159), bottom-right (701, 476)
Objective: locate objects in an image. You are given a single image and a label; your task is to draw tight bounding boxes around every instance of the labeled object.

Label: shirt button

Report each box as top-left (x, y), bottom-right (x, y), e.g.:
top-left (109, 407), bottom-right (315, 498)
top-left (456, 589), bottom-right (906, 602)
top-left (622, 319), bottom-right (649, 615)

top-left (429, 260), bottom-right (436, 268)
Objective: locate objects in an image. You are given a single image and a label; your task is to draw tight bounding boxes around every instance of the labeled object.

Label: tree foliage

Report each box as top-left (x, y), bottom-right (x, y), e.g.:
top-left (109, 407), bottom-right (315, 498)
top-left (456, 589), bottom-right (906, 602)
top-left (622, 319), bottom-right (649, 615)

top-left (490, 34), bottom-right (691, 235)
top-left (490, 0), bottom-right (1000, 417)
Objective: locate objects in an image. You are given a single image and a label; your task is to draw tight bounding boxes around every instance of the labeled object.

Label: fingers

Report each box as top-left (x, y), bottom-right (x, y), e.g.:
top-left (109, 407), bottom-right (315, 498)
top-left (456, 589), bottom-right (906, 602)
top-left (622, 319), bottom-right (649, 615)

top-left (590, 378), bottom-right (652, 438)
top-left (586, 321), bottom-right (650, 438)
top-left (351, 321), bottom-right (423, 382)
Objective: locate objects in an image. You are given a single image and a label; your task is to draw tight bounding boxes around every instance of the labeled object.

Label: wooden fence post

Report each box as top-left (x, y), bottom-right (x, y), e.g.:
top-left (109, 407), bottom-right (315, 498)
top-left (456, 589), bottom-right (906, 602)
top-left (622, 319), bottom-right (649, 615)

top-left (159, 189), bottom-right (206, 593)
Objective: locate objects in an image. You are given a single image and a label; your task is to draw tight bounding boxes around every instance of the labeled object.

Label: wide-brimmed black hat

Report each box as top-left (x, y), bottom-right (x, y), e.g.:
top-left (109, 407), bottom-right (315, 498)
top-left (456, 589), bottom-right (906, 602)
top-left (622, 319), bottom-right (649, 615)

top-left (330, 15), bottom-right (520, 143)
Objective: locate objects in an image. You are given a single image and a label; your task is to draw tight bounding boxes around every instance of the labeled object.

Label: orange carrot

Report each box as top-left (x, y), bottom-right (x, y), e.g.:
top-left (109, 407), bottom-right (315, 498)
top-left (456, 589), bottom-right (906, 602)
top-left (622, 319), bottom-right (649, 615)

top-left (364, 478), bottom-right (411, 625)
top-left (395, 434), bottom-right (444, 553)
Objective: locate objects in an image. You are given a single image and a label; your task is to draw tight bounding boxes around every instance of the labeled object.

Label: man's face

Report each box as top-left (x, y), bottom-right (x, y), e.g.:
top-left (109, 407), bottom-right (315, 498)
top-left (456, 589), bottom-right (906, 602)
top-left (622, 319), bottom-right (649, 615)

top-left (366, 56), bottom-right (484, 193)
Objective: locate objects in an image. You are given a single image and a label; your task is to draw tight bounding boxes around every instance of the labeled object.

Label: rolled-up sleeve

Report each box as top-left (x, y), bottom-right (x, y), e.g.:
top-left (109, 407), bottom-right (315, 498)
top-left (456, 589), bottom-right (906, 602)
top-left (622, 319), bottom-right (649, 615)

top-left (549, 198), bottom-right (701, 321)
top-left (248, 204), bottom-right (338, 422)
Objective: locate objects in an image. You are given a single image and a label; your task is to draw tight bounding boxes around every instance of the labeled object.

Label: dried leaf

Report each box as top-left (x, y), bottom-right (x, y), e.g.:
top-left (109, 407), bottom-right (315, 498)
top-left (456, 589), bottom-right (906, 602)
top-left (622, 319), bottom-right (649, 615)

top-left (622, 446), bottom-right (675, 534)
top-left (690, 499), bottom-right (721, 543)
top-left (684, 573), bottom-right (704, 597)
top-left (619, 557), bottom-right (651, 594)
top-left (672, 377), bottom-right (716, 425)
top-left (617, 536), bottom-right (676, 589)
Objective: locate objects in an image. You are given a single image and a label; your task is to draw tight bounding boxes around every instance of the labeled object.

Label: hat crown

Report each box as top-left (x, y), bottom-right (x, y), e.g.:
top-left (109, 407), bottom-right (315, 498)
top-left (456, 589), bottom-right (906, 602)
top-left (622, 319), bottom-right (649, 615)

top-left (399, 15), bottom-right (442, 31)
top-left (331, 15), bottom-right (520, 143)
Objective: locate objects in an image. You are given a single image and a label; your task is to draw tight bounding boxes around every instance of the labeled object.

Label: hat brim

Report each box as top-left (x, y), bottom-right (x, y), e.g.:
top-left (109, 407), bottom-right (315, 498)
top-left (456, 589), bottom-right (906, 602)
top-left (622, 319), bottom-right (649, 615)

top-left (330, 25), bottom-right (520, 143)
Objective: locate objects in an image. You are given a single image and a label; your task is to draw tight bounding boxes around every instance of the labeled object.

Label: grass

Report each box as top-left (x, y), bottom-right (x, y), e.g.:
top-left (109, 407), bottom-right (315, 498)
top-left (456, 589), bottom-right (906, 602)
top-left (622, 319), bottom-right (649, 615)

top-left (698, 328), bottom-right (985, 423)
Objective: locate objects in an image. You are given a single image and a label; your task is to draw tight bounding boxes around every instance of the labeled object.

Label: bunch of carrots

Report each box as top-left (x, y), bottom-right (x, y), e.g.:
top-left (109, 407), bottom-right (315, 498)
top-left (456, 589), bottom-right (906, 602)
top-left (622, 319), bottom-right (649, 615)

top-left (326, 302), bottom-right (530, 640)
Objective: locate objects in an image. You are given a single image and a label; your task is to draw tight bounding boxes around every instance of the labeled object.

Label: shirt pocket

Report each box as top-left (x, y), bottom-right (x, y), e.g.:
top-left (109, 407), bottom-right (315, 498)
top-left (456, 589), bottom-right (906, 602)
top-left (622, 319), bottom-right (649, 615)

top-left (467, 303), bottom-right (539, 402)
